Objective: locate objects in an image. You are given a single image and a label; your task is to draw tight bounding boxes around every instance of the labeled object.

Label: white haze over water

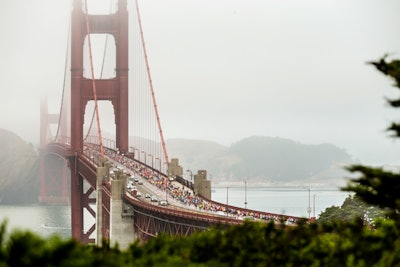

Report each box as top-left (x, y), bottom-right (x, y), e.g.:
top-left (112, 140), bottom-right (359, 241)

top-left (1, 0), bottom-right (400, 165)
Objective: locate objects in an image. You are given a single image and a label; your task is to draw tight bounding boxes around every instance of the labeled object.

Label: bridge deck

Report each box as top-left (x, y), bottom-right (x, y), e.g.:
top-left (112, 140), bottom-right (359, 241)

top-left (84, 143), bottom-right (304, 225)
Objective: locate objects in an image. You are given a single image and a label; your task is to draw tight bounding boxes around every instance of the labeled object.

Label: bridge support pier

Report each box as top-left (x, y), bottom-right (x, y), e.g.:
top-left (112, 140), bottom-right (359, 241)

top-left (96, 165), bottom-right (106, 246)
top-left (39, 155), bottom-right (70, 205)
top-left (110, 174), bottom-right (135, 249)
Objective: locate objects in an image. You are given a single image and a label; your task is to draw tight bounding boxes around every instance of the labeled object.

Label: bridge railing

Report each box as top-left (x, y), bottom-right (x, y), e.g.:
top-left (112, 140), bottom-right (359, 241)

top-left (199, 194), bottom-right (304, 224)
top-left (49, 135), bottom-right (71, 147)
top-left (85, 135), bottom-right (117, 151)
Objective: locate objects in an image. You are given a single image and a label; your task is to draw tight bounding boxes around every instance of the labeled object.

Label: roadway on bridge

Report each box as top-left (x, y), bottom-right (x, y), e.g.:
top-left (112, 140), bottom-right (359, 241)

top-left (86, 145), bottom-right (215, 215)
top-left (84, 144), bottom-right (302, 225)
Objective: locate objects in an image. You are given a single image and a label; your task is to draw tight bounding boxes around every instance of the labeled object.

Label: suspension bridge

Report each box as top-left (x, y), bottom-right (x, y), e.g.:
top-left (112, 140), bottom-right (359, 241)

top-left (38, 0), bottom-right (305, 247)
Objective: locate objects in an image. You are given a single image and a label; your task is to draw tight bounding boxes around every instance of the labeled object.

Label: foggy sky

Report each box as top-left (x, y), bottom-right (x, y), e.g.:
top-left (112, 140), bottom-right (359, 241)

top-left (1, 0), bottom-right (400, 165)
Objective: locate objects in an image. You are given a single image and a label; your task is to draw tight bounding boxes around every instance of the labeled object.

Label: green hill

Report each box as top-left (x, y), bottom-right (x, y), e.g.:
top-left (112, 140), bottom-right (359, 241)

top-left (0, 130), bottom-right (353, 204)
top-left (167, 136), bottom-right (353, 185)
top-left (0, 129), bottom-right (39, 204)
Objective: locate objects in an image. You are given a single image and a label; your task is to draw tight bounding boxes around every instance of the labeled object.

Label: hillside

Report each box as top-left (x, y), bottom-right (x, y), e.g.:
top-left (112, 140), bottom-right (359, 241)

top-left (0, 129), bottom-right (39, 204)
top-left (0, 131), bottom-right (354, 204)
top-left (166, 136), bottom-right (354, 186)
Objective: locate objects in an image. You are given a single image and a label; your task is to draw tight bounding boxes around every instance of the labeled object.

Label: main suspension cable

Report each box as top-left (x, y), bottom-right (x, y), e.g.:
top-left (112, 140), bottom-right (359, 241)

top-left (135, 0), bottom-right (169, 164)
top-left (54, 16), bottom-right (71, 143)
top-left (84, 0), bottom-right (104, 158)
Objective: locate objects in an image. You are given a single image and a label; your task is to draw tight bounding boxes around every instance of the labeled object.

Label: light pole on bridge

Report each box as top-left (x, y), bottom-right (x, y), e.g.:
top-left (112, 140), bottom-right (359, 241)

top-left (226, 186), bottom-right (229, 216)
top-left (141, 151), bottom-right (146, 164)
top-left (103, 138), bottom-right (108, 148)
top-left (244, 180), bottom-right (248, 209)
top-left (148, 154), bottom-right (154, 168)
top-left (105, 138), bottom-right (115, 150)
top-left (155, 157), bottom-right (161, 174)
top-left (134, 148), bottom-right (139, 160)
top-left (186, 169), bottom-right (193, 181)
top-left (313, 194), bottom-right (317, 218)
top-left (307, 188), bottom-right (311, 219)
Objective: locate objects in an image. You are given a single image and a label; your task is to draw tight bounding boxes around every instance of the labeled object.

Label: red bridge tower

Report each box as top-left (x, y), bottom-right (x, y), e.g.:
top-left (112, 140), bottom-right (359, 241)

top-left (69, 0), bottom-right (129, 241)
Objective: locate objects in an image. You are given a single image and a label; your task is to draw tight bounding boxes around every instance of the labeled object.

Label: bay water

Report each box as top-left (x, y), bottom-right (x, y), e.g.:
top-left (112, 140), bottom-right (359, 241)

top-left (0, 204), bottom-right (71, 239)
top-left (0, 186), bottom-right (348, 238)
top-left (212, 186), bottom-right (349, 218)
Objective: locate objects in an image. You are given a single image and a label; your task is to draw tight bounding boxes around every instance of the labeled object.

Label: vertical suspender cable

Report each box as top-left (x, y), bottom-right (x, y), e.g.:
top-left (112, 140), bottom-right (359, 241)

top-left (135, 0), bottom-right (169, 164)
top-left (84, 0), bottom-right (104, 158)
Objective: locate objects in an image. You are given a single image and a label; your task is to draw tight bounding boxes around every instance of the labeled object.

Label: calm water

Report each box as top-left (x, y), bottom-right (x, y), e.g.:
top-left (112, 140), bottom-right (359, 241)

top-left (0, 205), bottom-right (71, 239)
top-left (0, 186), bottom-right (348, 238)
top-left (212, 186), bottom-right (349, 218)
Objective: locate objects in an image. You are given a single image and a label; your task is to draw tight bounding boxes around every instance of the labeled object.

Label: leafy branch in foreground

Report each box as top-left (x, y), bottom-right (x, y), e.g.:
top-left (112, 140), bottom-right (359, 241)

top-left (343, 56), bottom-right (400, 223)
top-left (317, 195), bottom-right (385, 225)
top-left (370, 56), bottom-right (400, 136)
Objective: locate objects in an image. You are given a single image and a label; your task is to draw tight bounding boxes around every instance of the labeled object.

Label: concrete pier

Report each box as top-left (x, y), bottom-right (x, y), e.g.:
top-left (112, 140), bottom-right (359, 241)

top-left (95, 166), bottom-right (105, 246)
top-left (110, 172), bottom-right (135, 249)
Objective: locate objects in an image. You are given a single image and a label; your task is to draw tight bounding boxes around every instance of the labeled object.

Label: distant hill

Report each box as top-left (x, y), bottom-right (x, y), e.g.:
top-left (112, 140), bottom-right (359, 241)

top-left (0, 130), bottom-right (354, 204)
top-left (0, 129), bottom-right (39, 204)
top-left (166, 136), bottom-right (354, 186)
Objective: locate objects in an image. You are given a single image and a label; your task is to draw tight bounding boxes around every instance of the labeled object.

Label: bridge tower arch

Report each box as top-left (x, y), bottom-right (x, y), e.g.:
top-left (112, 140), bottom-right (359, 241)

top-left (70, 0), bottom-right (129, 154)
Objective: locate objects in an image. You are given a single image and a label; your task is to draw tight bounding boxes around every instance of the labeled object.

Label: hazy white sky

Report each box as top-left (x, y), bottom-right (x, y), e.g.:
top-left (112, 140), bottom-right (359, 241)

top-left (0, 0), bottom-right (399, 165)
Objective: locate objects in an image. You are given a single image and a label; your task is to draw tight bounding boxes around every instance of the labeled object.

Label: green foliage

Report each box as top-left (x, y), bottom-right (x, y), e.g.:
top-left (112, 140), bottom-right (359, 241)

top-left (318, 195), bottom-right (385, 225)
top-left (0, 220), bottom-right (6, 264)
top-left (2, 219), bottom-right (400, 266)
top-left (343, 165), bottom-right (400, 220)
top-left (0, 221), bottom-right (131, 267)
top-left (343, 56), bottom-right (400, 224)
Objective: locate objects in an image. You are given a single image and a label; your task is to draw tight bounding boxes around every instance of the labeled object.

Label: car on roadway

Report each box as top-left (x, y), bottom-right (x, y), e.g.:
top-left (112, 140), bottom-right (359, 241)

top-left (136, 191), bottom-right (142, 197)
top-left (138, 180), bottom-right (143, 185)
top-left (150, 195), bottom-right (158, 202)
top-left (127, 181), bottom-right (135, 189)
top-left (159, 200), bottom-right (168, 206)
top-left (145, 193), bottom-right (151, 198)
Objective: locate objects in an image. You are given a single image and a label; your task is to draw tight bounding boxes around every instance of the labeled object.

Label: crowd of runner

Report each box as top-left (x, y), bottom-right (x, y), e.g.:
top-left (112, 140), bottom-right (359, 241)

top-left (85, 144), bottom-right (300, 224)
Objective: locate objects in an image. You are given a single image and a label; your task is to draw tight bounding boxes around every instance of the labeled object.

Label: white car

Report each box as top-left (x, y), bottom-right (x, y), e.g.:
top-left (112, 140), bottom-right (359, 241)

top-left (159, 200), bottom-right (168, 206)
top-left (136, 191), bottom-right (142, 197)
top-left (150, 195), bottom-right (158, 202)
top-left (127, 182), bottom-right (134, 189)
